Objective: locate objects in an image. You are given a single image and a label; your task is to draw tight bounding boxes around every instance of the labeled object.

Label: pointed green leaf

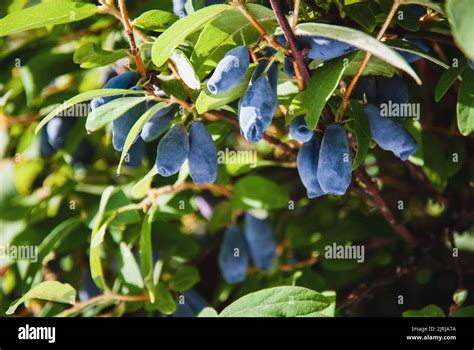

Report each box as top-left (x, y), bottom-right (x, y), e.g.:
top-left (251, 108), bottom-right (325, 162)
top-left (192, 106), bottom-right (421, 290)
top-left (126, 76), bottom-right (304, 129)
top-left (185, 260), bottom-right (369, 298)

top-left (348, 100), bottom-right (371, 170)
top-left (73, 42), bottom-right (128, 69)
top-left (457, 69), bottom-right (474, 136)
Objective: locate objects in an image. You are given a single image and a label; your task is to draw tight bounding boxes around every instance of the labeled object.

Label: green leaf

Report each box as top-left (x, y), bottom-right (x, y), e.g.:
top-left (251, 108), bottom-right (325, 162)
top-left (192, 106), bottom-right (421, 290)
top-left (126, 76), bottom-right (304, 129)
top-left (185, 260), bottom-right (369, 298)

top-left (73, 42), bottom-right (128, 69)
top-left (453, 305), bottom-right (474, 317)
top-left (446, 0), bottom-right (474, 60)
top-left (191, 4), bottom-right (276, 79)
top-left (435, 63), bottom-right (466, 102)
top-left (198, 307), bottom-right (219, 317)
top-left (232, 175), bottom-right (289, 210)
top-left (130, 167), bottom-right (159, 199)
top-left (344, 2), bottom-right (376, 32)
top-left (303, 59), bottom-right (346, 129)
top-left (457, 69), bottom-right (474, 136)
top-left (35, 89), bottom-right (145, 134)
top-left (348, 100), bottom-right (371, 170)
top-left (139, 213), bottom-right (155, 303)
top-left (151, 4), bottom-right (229, 68)
top-left (86, 96), bottom-right (148, 133)
top-left (219, 286), bottom-right (331, 317)
top-left (170, 49), bottom-right (200, 89)
top-left (343, 50), bottom-right (396, 78)
top-left (195, 67), bottom-right (254, 114)
top-left (402, 304), bottom-right (445, 317)
top-left (24, 217), bottom-right (82, 289)
top-left (117, 102), bottom-right (168, 174)
top-left (171, 265), bottom-right (200, 292)
top-left (386, 39), bottom-right (449, 69)
top-left (296, 23), bottom-right (421, 85)
top-left (7, 281), bottom-right (76, 315)
top-left (0, 1), bottom-right (97, 37)
top-left (395, 6), bottom-right (421, 32)
top-left (133, 10), bottom-right (179, 32)
top-left (150, 282), bottom-right (176, 314)
top-left (89, 186), bottom-right (114, 290)
top-left (119, 242), bottom-right (144, 291)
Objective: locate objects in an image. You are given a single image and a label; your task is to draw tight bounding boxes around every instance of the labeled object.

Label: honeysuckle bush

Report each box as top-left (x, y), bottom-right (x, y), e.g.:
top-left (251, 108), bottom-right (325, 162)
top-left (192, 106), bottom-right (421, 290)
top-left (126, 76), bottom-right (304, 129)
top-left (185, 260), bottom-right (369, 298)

top-left (0, 0), bottom-right (473, 318)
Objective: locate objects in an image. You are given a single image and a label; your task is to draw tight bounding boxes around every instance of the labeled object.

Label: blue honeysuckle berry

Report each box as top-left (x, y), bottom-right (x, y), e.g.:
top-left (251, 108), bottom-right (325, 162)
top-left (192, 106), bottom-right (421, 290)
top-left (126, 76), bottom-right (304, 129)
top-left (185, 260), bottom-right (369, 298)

top-left (289, 116), bottom-right (313, 142)
top-left (297, 134), bottom-right (326, 198)
top-left (72, 139), bottom-right (94, 166)
top-left (112, 86), bottom-right (146, 152)
top-left (352, 76), bottom-right (377, 104)
top-left (40, 128), bottom-right (56, 157)
top-left (155, 124), bottom-right (189, 176)
top-left (317, 124), bottom-right (352, 195)
top-left (398, 39), bottom-right (430, 63)
top-left (468, 59), bottom-right (474, 70)
top-left (283, 57), bottom-right (296, 77)
top-left (141, 101), bottom-right (177, 142)
top-left (172, 289), bottom-right (208, 317)
top-left (218, 225), bottom-right (249, 284)
top-left (173, 0), bottom-right (187, 18)
top-left (188, 121), bottom-right (218, 184)
top-left (79, 271), bottom-right (101, 302)
top-left (307, 36), bottom-right (356, 61)
top-left (90, 71), bottom-right (140, 110)
top-left (238, 61), bottom-right (278, 143)
top-left (46, 117), bottom-right (75, 150)
top-left (243, 213), bottom-right (277, 270)
top-left (375, 75), bottom-right (409, 107)
top-left (207, 46), bottom-right (250, 94)
top-left (122, 137), bottom-right (145, 168)
top-left (364, 104), bottom-right (418, 161)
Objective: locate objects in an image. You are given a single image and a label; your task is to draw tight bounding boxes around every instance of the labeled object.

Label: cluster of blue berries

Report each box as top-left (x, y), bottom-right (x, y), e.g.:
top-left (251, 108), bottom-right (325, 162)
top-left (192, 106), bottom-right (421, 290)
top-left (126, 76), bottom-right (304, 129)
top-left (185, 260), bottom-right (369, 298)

top-left (218, 212), bottom-right (277, 284)
top-left (89, 71), bottom-right (218, 184)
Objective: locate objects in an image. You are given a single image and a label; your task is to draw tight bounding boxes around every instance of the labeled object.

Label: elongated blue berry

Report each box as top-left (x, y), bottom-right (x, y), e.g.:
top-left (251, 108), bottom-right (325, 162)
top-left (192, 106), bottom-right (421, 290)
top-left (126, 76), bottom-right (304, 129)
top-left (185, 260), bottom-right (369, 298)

top-left (46, 117), bottom-right (75, 149)
top-left (188, 122), bottom-right (218, 184)
top-left (352, 76), bottom-right (377, 104)
top-left (173, 0), bottom-right (187, 17)
top-left (90, 71), bottom-right (139, 110)
top-left (290, 116), bottom-right (313, 142)
top-left (307, 36), bottom-right (355, 61)
top-left (40, 128), bottom-right (56, 157)
top-left (239, 61), bottom-right (278, 143)
top-left (141, 101), bottom-right (176, 142)
top-left (73, 139), bottom-right (93, 165)
top-left (317, 124), bottom-right (352, 195)
top-left (122, 137), bottom-right (145, 168)
top-left (218, 225), bottom-right (249, 284)
top-left (207, 46), bottom-right (250, 94)
top-left (155, 125), bottom-right (189, 176)
top-left (297, 134), bottom-right (325, 198)
top-left (468, 59), bottom-right (474, 70)
top-left (398, 39), bottom-right (429, 63)
top-left (364, 104), bottom-right (417, 161)
top-left (112, 87), bottom-right (146, 151)
top-left (375, 75), bottom-right (409, 107)
top-left (244, 213), bottom-right (277, 270)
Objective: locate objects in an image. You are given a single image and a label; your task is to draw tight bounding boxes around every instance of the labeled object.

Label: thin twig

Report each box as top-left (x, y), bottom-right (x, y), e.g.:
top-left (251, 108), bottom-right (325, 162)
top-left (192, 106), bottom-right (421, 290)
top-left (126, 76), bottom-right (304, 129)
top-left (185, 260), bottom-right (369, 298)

top-left (337, 0), bottom-right (400, 121)
top-left (269, 0), bottom-right (311, 84)
top-left (354, 167), bottom-right (418, 248)
top-left (117, 0), bottom-right (147, 77)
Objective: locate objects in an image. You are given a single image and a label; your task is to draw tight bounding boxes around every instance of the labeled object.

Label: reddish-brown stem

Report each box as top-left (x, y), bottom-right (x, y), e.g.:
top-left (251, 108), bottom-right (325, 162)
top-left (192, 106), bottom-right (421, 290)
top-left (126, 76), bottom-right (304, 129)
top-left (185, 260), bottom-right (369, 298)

top-left (118, 0), bottom-right (147, 77)
top-left (269, 0), bottom-right (311, 84)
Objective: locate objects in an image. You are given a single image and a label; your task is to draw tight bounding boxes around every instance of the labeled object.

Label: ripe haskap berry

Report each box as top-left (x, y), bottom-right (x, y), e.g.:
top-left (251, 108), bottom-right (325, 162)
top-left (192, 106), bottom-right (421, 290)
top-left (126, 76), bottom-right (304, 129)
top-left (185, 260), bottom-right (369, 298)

top-left (297, 134), bottom-right (326, 198)
top-left (239, 61), bottom-right (278, 143)
top-left (307, 36), bottom-right (355, 61)
top-left (112, 87), bottom-right (146, 152)
top-left (283, 58), bottom-right (296, 77)
top-left (364, 104), bottom-right (418, 161)
top-left (173, 0), bottom-right (187, 17)
top-left (398, 39), bottom-right (430, 63)
top-left (79, 272), bottom-right (101, 302)
top-left (46, 117), bottom-right (75, 150)
top-left (251, 59), bottom-right (278, 93)
top-left (289, 116), bottom-right (313, 142)
top-left (40, 128), bottom-right (56, 157)
top-left (141, 101), bottom-right (176, 142)
top-left (188, 122), bottom-right (218, 184)
top-left (207, 46), bottom-right (250, 94)
top-left (155, 124), bottom-right (189, 176)
top-left (122, 137), bottom-right (145, 168)
top-left (73, 139), bottom-right (94, 165)
top-left (317, 124), bottom-right (352, 195)
top-left (352, 76), bottom-right (377, 104)
top-left (90, 71), bottom-right (139, 110)
top-left (468, 59), bottom-right (474, 70)
top-left (244, 213), bottom-right (277, 270)
top-left (173, 289), bottom-right (208, 317)
top-left (218, 225), bottom-right (249, 284)
top-left (375, 75), bottom-right (409, 107)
